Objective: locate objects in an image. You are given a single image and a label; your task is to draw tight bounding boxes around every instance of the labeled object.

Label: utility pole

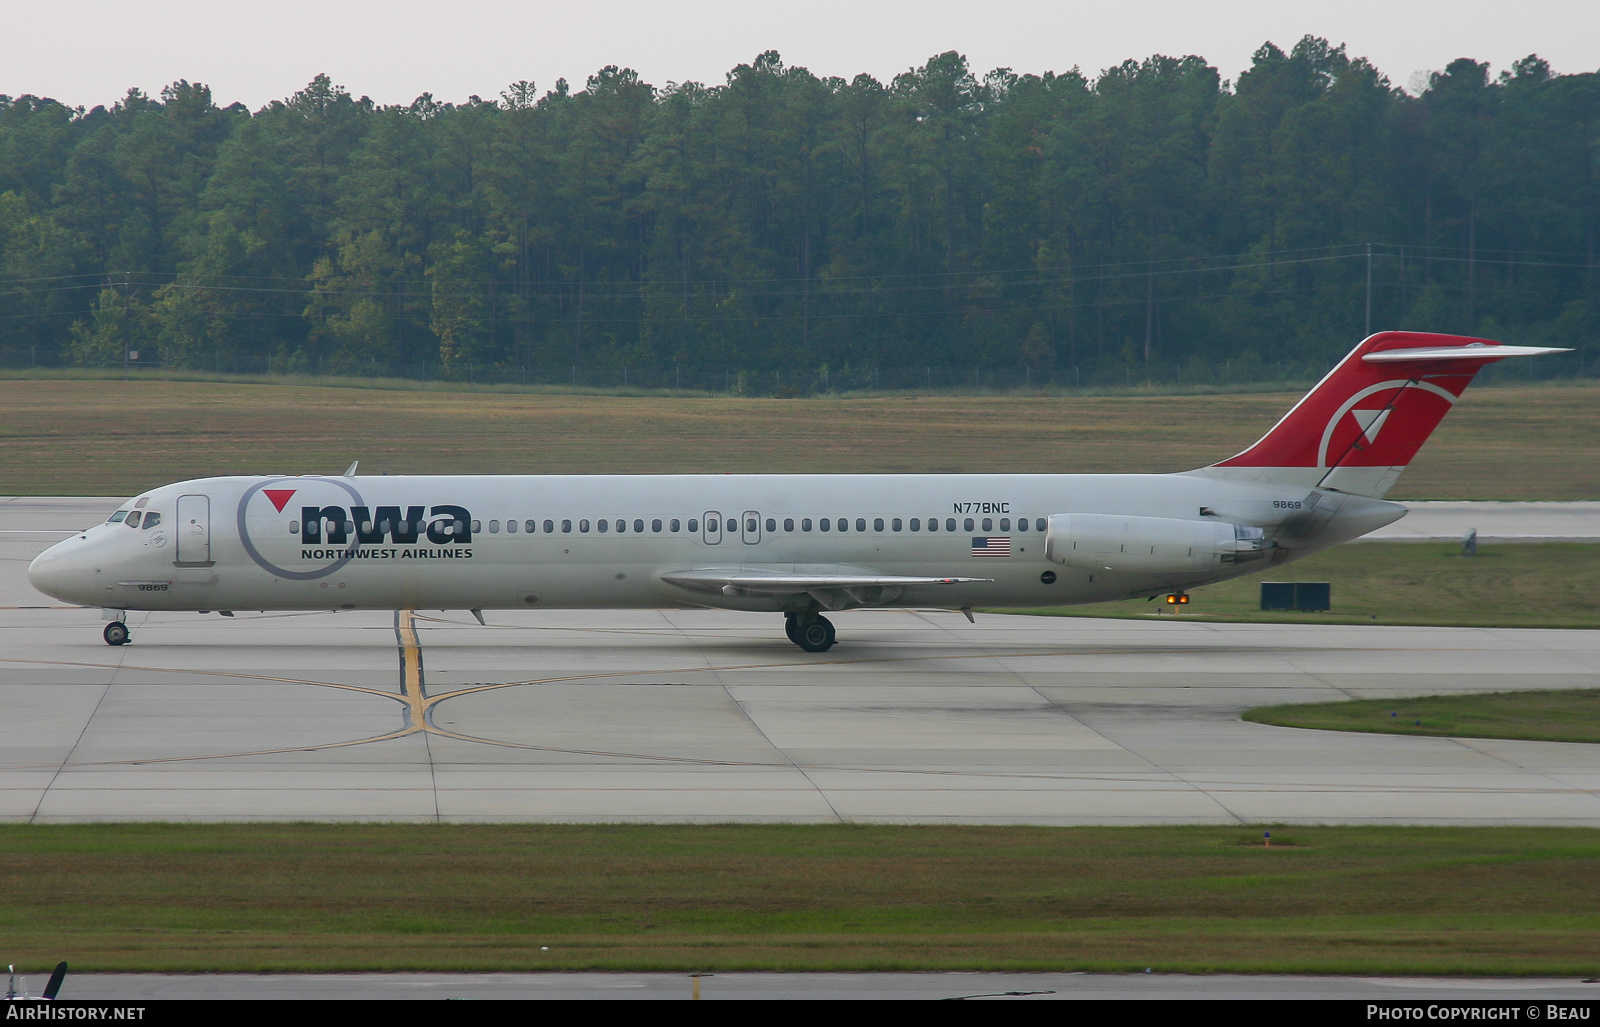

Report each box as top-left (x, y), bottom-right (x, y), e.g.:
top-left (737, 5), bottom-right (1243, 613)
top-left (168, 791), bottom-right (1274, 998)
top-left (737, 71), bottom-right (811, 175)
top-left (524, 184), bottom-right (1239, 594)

top-left (1364, 243), bottom-right (1373, 338)
top-left (121, 272), bottom-right (131, 376)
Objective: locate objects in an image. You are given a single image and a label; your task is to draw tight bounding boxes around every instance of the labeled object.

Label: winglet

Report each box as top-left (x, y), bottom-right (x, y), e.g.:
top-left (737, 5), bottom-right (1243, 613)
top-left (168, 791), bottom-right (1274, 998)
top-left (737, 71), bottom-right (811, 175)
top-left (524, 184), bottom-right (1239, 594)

top-left (342, 460), bottom-right (360, 477)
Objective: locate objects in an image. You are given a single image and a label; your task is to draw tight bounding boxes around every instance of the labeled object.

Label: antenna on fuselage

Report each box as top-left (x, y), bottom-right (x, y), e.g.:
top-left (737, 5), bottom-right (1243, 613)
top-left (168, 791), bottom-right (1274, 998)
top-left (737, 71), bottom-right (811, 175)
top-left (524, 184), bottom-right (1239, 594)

top-left (342, 460), bottom-right (359, 477)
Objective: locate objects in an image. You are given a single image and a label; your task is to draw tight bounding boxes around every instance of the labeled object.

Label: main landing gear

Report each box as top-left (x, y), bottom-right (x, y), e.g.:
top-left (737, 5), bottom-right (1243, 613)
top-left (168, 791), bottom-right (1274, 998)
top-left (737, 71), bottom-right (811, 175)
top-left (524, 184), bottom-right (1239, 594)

top-left (103, 621), bottom-right (130, 646)
top-left (784, 612), bottom-right (836, 653)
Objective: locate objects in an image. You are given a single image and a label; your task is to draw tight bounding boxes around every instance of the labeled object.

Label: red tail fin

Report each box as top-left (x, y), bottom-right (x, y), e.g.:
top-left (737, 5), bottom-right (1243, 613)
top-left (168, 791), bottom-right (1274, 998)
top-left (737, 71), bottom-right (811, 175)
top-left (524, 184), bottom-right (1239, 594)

top-left (1196, 332), bottom-right (1566, 497)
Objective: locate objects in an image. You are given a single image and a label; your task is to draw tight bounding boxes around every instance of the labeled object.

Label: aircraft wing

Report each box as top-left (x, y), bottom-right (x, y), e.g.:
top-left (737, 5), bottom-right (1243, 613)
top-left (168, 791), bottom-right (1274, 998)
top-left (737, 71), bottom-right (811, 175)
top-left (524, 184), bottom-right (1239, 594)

top-left (659, 567), bottom-right (990, 600)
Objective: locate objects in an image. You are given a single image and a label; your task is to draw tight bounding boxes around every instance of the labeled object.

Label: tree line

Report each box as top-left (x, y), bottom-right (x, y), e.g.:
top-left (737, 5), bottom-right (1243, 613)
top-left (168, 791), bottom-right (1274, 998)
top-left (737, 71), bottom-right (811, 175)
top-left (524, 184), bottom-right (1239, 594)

top-left (0, 38), bottom-right (1596, 384)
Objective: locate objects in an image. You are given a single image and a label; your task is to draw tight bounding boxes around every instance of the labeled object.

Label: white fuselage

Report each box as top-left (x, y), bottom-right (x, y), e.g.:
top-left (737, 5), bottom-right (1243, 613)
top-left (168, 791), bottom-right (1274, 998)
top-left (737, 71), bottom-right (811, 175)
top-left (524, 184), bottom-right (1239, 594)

top-left (28, 471), bottom-right (1405, 616)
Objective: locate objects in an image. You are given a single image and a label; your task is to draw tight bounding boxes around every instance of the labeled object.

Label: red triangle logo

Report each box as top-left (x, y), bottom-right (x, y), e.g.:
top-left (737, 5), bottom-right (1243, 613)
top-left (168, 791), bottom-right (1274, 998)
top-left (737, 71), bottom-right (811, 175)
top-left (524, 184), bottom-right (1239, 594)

top-left (263, 489), bottom-right (297, 512)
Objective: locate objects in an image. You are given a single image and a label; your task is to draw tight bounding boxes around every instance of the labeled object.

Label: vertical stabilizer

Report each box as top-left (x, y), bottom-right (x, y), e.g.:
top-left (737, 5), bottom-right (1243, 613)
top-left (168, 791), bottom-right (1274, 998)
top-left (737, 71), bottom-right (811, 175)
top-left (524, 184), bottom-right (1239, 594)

top-left (1190, 332), bottom-right (1567, 498)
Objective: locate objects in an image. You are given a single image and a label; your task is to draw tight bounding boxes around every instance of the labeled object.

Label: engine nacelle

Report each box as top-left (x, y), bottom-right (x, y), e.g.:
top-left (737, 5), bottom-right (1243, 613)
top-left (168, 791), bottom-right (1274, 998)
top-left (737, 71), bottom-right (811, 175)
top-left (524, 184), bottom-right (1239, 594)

top-left (1044, 513), bottom-right (1273, 574)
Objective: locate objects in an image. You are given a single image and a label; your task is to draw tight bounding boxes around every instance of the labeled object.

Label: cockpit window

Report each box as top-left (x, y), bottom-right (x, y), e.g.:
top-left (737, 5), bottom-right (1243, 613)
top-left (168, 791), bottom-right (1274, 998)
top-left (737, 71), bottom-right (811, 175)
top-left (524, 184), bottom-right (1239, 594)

top-left (108, 510), bottom-right (129, 523)
top-left (134, 497), bottom-right (149, 509)
top-left (125, 511), bottom-right (142, 528)
top-left (142, 511), bottom-right (161, 529)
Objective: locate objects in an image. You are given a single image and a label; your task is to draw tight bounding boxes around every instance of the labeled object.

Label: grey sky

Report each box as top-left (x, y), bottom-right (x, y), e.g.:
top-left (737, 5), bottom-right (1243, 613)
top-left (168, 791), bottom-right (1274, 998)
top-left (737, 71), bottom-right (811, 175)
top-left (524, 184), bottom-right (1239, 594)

top-left (8, 0), bottom-right (1599, 110)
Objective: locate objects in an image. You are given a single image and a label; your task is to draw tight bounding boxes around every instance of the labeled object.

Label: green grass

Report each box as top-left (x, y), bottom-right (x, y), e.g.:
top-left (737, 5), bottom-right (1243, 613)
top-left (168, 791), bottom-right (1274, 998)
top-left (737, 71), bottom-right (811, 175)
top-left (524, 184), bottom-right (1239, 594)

top-left (1, 823), bottom-right (1598, 974)
top-left (1244, 690), bottom-right (1600, 744)
top-left (1, 378), bottom-right (1596, 498)
top-left (1007, 542), bottom-right (1600, 629)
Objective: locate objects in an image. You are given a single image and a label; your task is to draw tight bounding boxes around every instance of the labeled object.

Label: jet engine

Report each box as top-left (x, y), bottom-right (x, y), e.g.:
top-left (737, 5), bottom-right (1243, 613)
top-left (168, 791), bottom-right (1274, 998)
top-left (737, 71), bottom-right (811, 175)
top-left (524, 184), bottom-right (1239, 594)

top-left (1044, 513), bottom-right (1274, 574)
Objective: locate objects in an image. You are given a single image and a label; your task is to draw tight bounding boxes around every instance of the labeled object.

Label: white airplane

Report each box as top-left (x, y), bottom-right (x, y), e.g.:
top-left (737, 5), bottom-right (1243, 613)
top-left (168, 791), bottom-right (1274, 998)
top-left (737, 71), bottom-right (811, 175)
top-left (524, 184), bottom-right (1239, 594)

top-left (28, 332), bottom-right (1565, 651)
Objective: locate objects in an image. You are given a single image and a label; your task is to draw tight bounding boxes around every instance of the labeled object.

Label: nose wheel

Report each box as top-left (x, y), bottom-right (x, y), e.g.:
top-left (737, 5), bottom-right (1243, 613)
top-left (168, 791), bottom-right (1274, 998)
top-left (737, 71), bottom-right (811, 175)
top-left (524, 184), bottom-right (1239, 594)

top-left (785, 613), bottom-right (835, 653)
top-left (103, 621), bottom-right (130, 646)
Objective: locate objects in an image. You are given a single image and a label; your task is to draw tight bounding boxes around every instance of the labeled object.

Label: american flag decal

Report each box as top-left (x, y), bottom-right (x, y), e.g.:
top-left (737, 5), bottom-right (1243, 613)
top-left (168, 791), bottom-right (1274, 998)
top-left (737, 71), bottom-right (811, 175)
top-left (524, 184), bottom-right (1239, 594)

top-left (970, 536), bottom-right (1012, 558)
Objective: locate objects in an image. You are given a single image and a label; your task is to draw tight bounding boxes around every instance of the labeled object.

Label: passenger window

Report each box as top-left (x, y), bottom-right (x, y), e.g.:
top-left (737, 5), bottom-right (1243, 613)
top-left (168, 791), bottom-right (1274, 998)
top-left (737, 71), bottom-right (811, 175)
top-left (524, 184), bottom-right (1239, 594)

top-left (746, 518), bottom-right (757, 533)
top-left (489, 520), bottom-right (500, 533)
top-left (765, 518), bottom-right (775, 532)
top-left (527, 520), bottom-right (539, 533)
top-left (1000, 518), bottom-right (1010, 531)
top-left (688, 518), bottom-right (699, 533)
top-left (820, 518), bottom-right (830, 532)
top-left (784, 518), bottom-right (794, 532)
top-left (125, 511), bottom-right (142, 528)
top-left (671, 519), bottom-right (681, 532)
top-left (946, 518), bottom-right (957, 532)
top-left (857, 518), bottom-right (868, 532)
top-left (561, 520), bottom-right (572, 533)
top-left (579, 519), bottom-right (590, 533)
top-left (652, 519), bottom-right (662, 532)
top-left (143, 512), bottom-right (161, 529)
top-left (892, 518), bottom-right (902, 531)
top-left (289, 520), bottom-right (299, 534)
top-left (981, 518), bottom-right (992, 532)
top-left (108, 510), bottom-right (128, 523)
top-left (910, 518), bottom-right (920, 531)
top-left (598, 519), bottom-right (608, 533)
top-left (468, 519), bottom-right (480, 533)
top-left (726, 518), bottom-right (737, 532)
top-left (927, 517), bottom-right (938, 532)
top-left (507, 520), bottom-right (517, 533)
top-left (634, 519), bottom-right (644, 533)
top-left (801, 518), bottom-right (812, 532)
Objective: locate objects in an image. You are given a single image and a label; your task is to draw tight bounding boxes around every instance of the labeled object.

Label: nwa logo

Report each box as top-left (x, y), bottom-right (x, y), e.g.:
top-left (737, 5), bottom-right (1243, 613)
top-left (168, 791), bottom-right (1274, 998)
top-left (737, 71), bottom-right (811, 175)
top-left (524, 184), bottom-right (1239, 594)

top-left (1316, 380), bottom-right (1457, 469)
top-left (297, 504), bottom-right (473, 545)
top-left (238, 479), bottom-right (475, 581)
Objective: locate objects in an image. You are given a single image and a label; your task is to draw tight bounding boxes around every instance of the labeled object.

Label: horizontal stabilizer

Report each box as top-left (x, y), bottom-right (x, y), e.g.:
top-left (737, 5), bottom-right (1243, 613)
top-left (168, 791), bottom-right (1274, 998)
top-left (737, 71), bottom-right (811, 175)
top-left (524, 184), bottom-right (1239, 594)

top-left (1362, 344), bottom-right (1569, 363)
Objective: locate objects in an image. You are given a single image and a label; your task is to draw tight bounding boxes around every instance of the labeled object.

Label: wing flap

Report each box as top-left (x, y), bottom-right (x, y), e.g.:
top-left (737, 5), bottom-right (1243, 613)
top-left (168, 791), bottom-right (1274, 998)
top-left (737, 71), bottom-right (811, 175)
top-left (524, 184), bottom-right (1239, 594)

top-left (659, 568), bottom-right (990, 598)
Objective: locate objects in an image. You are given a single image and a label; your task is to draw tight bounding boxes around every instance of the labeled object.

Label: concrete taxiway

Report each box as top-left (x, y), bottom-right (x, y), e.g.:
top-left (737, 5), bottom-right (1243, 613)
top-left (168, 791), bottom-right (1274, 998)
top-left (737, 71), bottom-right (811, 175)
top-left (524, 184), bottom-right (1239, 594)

top-left (1366, 501), bottom-right (1600, 542)
top-left (2, 496), bottom-right (1597, 825)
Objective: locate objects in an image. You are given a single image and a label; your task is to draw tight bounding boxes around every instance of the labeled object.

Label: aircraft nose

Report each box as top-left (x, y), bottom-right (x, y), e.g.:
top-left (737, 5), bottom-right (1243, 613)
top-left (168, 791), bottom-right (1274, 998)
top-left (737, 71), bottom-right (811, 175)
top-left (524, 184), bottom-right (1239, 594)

top-left (27, 535), bottom-right (97, 605)
top-left (27, 544), bottom-right (61, 597)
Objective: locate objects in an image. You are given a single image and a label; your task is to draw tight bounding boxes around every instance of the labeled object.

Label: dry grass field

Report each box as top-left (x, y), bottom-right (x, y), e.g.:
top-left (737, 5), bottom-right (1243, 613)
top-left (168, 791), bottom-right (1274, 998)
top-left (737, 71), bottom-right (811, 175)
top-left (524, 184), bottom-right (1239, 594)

top-left (1, 823), bottom-right (1597, 974)
top-left (1244, 689), bottom-right (1600, 743)
top-left (1021, 542), bottom-right (1600, 629)
top-left (2, 377), bottom-right (1596, 498)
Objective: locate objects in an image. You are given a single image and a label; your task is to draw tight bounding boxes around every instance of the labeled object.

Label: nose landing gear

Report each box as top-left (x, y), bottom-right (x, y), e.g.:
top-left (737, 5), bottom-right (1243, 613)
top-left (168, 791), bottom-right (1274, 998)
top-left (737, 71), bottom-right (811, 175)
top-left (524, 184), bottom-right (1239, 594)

top-left (103, 621), bottom-right (130, 646)
top-left (784, 611), bottom-right (836, 653)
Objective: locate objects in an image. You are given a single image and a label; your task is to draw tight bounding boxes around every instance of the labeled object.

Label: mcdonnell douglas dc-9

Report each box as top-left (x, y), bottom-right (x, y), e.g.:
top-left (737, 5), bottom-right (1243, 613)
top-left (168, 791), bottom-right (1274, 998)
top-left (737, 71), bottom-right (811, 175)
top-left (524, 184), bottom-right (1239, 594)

top-left (28, 332), bottom-right (1564, 651)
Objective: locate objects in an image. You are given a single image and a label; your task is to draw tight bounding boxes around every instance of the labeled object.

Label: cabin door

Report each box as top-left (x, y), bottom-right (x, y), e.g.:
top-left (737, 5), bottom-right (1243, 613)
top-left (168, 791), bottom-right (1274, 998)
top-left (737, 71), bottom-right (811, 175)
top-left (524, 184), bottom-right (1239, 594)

top-left (175, 494), bottom-right (212, 566)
